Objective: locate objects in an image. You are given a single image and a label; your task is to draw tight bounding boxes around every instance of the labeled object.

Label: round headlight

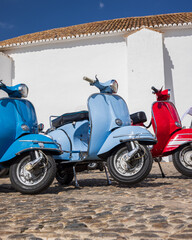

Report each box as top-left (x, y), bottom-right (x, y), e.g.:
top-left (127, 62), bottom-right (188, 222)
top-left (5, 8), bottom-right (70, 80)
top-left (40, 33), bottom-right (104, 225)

top-left (21, 124), bottom-right (29, 131)
top-left (115, 118), bottom-right (123, 126)
top-left (19, 84), bottom-right (29, 98)
top-left (110, 80), bottom-right (118, 93)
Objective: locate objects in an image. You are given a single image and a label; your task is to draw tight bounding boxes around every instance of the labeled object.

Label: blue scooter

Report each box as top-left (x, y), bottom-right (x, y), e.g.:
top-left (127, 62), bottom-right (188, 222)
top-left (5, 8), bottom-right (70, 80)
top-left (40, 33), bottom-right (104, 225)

top-left (0, 80), bottom-right (62, 194)
top-left (48, 76), bottom-right (156, 187)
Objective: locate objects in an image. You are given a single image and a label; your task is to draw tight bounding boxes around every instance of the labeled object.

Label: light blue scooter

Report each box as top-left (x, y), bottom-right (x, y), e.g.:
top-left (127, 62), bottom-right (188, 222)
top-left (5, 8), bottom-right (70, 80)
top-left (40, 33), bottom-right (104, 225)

top-left (48, 76), bottom-right (156, 187)
top-left (0, 80), bottom-right (62, 194)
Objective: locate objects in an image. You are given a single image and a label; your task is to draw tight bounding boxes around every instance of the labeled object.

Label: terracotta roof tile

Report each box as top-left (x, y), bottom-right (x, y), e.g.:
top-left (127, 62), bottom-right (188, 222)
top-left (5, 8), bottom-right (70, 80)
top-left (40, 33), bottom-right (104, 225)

top-left (0, 12), bottom-right (192, 49)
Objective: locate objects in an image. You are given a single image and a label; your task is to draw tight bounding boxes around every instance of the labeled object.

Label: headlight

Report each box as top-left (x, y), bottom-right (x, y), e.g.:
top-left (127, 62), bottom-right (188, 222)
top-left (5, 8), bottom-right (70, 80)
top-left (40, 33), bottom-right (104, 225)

top-left (110, 80), bottom-right (118, 93)
top-left (115, 118), bottom-right (123, 126)
top-left (21, 124), bottom-right (29, 131)
top-left (19, 84), bottom-right (28, 98)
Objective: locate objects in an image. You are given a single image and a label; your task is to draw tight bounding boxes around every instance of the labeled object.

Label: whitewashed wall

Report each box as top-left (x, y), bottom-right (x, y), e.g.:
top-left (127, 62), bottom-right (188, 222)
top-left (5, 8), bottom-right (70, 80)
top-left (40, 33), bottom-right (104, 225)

top-left (125, 28), bottom-right (165, 124)
top-left (0, 52), bottom-right (13, 97)
top-left (5, 36), bottom-right (128, 128)
top-left (163, 27), bottom-right (192, 128)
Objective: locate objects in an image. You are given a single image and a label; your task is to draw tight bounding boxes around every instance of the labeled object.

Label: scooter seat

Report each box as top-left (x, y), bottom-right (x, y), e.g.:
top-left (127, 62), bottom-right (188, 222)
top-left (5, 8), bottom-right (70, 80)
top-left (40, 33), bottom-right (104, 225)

top-left (52, 111), bottom-right (89, 128)
top-left (130, 111), bottom-right (147, 124)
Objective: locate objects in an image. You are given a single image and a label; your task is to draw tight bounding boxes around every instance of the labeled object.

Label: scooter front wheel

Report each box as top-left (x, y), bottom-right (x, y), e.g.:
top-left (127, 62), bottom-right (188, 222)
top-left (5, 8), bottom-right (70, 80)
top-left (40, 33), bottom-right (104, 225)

top-left (9, 153), bottom-right (56, 194)
top-left (172, 145), bottom-right (192, 177)
top-left (107, 145), bottom-right (152, 185)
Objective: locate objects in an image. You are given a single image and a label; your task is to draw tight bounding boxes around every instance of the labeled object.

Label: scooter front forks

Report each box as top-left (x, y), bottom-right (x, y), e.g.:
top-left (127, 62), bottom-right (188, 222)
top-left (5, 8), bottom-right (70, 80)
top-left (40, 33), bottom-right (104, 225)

top-left (125, 141), bottom-right (140, 161)
top-left (25, 150), bottom-right (44, 171)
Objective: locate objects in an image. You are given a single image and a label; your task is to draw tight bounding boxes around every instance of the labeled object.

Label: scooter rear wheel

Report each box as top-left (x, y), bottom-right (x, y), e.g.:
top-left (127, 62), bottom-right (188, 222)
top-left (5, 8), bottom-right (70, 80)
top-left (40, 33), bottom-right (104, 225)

top-left (107, 144), bottom-right (152, 185)
top-left (9, 153), bottom-right (56, 194)
top-left (56, 167), bottom-right (74, 185)
top-left (172, 145), bottom-right (192, 177)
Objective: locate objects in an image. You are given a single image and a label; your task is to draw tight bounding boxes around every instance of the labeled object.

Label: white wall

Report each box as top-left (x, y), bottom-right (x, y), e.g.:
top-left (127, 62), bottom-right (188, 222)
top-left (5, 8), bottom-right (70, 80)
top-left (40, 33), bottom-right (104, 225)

top-left (163, 28), bottom-right (192, 127)
top-left (0, 52), bottom-right (13, 97)
top-left (125, 28), bottom-right (165, 124)
top-left (5, 36), bottom-right (128, 128)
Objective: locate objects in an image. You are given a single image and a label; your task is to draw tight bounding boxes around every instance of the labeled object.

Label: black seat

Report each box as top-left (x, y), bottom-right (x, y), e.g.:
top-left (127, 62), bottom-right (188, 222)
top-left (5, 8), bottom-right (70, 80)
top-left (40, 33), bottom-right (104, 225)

top-left (52, 111), bottom-right (89, 128)
top-left (130, 111), bottom-right (147, 125)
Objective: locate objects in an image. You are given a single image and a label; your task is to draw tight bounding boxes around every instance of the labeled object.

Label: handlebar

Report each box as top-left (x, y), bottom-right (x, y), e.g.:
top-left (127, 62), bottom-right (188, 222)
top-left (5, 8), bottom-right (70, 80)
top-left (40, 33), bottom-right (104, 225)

top-left (83, 76), bottom-right (95, 84)
top-left (151, 86), bottom-right (158, 94)
top-left (0, 80), bottom-right (6, 88)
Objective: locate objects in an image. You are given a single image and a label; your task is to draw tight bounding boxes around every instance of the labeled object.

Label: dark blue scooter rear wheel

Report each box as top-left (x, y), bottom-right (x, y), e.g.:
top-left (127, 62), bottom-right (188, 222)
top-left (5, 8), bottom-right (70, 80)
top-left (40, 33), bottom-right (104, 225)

top-left (56, 166), bottom-right (74, 185)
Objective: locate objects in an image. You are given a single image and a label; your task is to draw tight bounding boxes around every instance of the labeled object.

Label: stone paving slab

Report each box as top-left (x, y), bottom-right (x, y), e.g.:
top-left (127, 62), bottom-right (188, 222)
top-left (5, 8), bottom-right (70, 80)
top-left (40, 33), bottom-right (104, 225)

top-left (0, 162), bottom-right (192, 240)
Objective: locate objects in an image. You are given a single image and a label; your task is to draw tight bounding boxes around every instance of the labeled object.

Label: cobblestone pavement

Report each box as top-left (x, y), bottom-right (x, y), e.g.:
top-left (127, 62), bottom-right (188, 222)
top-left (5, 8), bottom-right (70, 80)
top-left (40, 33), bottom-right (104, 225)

top-left (0, 162), bottom-right (192, 240)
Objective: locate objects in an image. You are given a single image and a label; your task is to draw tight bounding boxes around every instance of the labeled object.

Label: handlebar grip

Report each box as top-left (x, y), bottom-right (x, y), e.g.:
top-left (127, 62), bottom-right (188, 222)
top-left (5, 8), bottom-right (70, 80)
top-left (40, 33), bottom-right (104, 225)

top-left (83, 76), bottom-right (95, 84)
top-left (151, 86), bottom-right (158, 93)
top-left (0, 80), bottom-right (5, 88)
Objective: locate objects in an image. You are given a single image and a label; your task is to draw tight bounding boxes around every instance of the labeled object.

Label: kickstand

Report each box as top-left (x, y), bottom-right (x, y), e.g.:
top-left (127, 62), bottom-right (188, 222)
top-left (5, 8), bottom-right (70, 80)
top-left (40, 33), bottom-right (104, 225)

top-left (157, 159), bottom-right (166, 178)
top-left (73, 165), bottom-right (80, 188)
top-left (103, 163), bottom-right (112, 185)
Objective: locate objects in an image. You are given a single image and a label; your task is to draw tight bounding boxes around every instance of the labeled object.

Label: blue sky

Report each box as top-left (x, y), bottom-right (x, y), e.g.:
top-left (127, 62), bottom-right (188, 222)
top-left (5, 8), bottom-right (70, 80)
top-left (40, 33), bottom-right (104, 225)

top-left (1, 0), bottom-right (192, 41)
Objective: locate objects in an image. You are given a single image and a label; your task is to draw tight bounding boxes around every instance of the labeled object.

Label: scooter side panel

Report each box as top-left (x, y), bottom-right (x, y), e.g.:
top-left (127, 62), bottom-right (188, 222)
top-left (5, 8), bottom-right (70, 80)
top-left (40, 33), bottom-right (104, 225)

top-left (48, 129), bottom-right (71, 160)
top-left (48, 120), bottom-right (89, 161)
top-left (98, 126), bottom-right (156, 156)
top-left (163, 128), bottom-right (192, 155)
top-left (0, 134), bottom-right (61, 163)
top-left (151, 101), bottom-right (182, 157)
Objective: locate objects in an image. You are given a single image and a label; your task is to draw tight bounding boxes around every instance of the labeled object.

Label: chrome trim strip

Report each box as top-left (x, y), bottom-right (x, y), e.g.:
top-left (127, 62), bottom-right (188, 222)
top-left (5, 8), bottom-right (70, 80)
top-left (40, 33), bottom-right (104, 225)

top-left (113, 133), bottom-right (152, 138)
top-left (19, 140), bottom-right (56, 144)
top-left (16, 147), bottom-right (63, 155)
top-left (120, 137), bottom-right (157, 143)
top-left (19, 140), bottom-right (62, 151)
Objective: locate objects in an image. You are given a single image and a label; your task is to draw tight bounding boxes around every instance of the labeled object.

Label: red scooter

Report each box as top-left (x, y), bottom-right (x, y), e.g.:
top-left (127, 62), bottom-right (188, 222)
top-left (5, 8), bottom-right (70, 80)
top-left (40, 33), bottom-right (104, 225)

top-left (131, 86), bottom-right (192, 177)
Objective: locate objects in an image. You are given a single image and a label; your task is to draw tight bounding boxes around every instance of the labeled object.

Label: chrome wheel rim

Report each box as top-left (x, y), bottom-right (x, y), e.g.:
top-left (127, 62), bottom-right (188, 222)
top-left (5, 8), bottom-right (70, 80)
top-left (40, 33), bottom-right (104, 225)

top-left (16, 156), bottom-right (47, 186)
top-left (114, 146), bottom-right (145, 176)
top-left (180, 146), bottom-right (192, 169)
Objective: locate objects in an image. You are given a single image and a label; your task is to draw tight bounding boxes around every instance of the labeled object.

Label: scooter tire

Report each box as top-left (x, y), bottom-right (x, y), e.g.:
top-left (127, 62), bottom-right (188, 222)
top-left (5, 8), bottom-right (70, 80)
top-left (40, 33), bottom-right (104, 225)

top-left (87, 162), bottom-right (98, 170)
top-left (56, 168), bottom-right (74, 185)
top-left (107, 145), bottom-right (153, 185)
top-left (9, 153), bottom-right (56, 194)
top-left (172, 145), bottom-right (192, 177)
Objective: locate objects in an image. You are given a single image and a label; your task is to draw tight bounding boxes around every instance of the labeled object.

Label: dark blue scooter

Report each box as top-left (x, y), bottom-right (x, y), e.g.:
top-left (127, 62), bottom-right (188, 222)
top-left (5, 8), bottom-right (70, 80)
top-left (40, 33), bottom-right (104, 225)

top-left (48, 76), bottom-right (156, 187)
top-left (0, 80), bottom-right (62, 194)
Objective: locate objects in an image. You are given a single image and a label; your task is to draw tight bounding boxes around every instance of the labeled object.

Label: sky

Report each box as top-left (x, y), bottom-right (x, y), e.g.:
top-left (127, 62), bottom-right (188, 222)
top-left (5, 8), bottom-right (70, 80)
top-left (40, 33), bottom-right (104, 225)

top-left (1, 0), bottom-right (192, 41)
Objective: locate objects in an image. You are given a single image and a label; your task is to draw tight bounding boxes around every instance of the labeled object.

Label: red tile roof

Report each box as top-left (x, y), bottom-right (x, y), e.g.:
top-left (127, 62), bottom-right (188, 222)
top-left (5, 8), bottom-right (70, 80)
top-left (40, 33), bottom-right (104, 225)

top-left (0, 12), bottom-right (192, 49)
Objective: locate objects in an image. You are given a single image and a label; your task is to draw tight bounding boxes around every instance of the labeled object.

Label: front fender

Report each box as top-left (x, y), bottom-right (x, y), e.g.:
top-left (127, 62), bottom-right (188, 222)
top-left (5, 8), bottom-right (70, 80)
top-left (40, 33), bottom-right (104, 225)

top-left (0, 134), bottom-right (62, 163)
top-left (98, 126), bottom-right (156, 156)
top-left (163, 129), bottom-right (192, 154)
